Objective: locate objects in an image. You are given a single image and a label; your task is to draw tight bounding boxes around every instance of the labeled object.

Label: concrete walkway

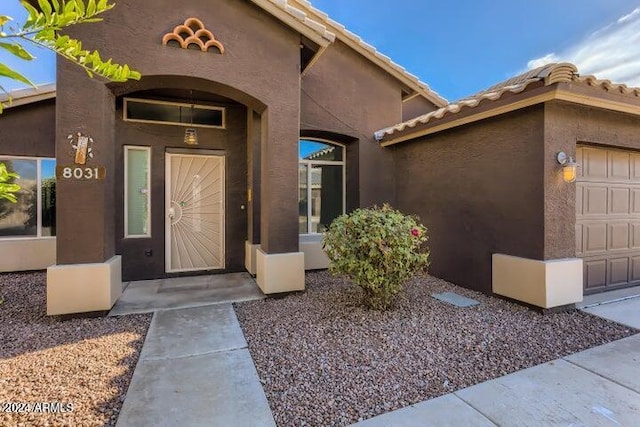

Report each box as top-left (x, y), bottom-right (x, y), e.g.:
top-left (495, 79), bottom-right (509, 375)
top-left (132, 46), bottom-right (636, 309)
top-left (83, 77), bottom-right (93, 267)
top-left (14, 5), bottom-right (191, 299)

top-left (116, 304), bottom-right (275, 427)
top-left (109, 272), bottom-right (264, 316)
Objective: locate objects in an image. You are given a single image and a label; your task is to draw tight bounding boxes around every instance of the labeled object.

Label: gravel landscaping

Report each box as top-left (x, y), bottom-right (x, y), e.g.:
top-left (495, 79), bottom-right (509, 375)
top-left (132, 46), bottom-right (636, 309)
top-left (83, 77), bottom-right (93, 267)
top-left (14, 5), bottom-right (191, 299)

top-left (0, 272), bottom-right (151, 427)
top-left (235, 271), bottom-right (639, 427)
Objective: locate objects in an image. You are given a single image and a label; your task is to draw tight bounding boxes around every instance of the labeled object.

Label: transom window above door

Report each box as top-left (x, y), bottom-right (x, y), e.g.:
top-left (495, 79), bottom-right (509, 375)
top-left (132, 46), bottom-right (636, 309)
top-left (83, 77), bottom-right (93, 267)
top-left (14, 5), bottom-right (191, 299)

top-left (124, 98), bottom-right (225, 129)
top-left (299, 140), bottom-right (345, 234)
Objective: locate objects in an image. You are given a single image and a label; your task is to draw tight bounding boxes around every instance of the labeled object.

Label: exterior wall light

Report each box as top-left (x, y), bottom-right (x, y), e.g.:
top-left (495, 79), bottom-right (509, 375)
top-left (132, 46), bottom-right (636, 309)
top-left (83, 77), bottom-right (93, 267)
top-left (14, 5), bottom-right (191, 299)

top-left (184, 128), bottom-right (198, 145)
top-left (184, 90), bottom-right (198, 145)
top-left (557, 152), bottom-right (579, 183)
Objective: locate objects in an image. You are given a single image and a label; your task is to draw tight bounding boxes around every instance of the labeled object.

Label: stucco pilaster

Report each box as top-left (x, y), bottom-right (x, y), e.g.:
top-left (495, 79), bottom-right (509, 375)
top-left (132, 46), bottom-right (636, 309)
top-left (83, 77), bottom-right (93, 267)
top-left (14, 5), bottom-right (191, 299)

top-left (55, 60), bottom-right (116, 264)
top-left (259, 103), bottom-right (300, 254)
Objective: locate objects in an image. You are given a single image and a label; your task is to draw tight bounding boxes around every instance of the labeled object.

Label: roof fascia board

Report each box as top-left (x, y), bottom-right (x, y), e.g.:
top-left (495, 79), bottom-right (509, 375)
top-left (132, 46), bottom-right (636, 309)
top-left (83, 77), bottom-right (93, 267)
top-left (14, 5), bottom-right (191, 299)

top-left (1, 84), bottom-right (56, 109)
top-left (380, 90), bottom-right (558, 147)
top-left (250, 0), bottom-right (333, 47)
top-left (381, 88), bottom-right (640, 147)
top-left (554, 89), bottom-right (640, 116)
top-left (289, 0), bottom-right (447, 107)
top-left (301, 44), bottom-right (328, 77)
top-left (402, 92), bottom-right (421, 102)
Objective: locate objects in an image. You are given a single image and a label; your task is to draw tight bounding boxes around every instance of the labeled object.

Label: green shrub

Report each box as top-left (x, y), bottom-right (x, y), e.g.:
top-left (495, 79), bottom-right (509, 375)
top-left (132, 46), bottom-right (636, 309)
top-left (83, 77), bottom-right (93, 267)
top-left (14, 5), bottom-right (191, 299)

top-left (323, 204), bottom-right (429, 310)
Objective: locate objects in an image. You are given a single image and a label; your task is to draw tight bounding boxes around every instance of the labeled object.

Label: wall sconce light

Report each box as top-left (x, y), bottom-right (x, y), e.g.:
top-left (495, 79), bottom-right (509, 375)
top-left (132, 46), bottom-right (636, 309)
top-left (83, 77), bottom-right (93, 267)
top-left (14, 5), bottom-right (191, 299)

top-left (557, 152), bottom-right (579, 183)
top-left (184, 128), bottom-right (198, 145)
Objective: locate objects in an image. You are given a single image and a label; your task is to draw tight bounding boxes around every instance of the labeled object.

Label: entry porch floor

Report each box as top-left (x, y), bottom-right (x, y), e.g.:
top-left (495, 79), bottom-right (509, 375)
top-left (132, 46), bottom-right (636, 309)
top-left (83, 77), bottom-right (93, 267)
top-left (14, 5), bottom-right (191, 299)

top-left (109, 272), bottom-right (264, 316)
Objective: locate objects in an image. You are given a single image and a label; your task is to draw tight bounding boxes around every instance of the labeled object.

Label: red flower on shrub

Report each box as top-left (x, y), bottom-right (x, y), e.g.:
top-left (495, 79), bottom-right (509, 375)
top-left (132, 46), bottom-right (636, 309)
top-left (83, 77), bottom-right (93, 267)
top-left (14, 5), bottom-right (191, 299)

top-left (411, 228), bottom-right (420, 237)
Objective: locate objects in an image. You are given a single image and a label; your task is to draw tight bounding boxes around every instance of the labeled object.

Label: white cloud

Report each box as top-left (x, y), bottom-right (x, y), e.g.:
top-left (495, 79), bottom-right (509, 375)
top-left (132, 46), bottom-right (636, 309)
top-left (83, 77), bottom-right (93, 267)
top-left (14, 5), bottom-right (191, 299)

top-left (527, 54), bottom-right (560, 70)
top-left (527, 8), bottom-right (640, 86)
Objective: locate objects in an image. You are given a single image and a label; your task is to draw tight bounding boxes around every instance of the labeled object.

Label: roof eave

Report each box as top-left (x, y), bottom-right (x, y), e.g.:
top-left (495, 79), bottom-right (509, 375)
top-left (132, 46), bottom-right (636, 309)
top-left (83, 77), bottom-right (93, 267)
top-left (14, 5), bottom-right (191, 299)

top-left (250, 0), bottom-right (335, 47)
top-left (1, 83), bottom-right (56, 109)
top-left (379, 85), bottom-right (640, 147)
top-left (289, 0), bottom-right (447, 107)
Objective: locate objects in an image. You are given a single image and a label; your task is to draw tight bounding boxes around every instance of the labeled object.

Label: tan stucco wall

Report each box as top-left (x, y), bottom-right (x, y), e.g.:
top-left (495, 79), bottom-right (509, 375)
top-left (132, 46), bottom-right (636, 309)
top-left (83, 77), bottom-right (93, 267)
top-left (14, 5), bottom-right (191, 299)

top-left (47, 255), bottom-right (122, 315)
top-left (0, 239), bottom-right (56, 272)
top-left (493, 254), bottom-right (583, 308)
top-left (256, 249), bottom-right (305, 293)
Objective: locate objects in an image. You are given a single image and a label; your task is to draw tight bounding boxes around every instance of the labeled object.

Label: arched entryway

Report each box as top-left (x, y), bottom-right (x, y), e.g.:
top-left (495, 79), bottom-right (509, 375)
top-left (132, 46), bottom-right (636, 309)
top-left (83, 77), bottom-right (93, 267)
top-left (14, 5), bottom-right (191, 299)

top-left (113, 82), bottom-right (252, 281)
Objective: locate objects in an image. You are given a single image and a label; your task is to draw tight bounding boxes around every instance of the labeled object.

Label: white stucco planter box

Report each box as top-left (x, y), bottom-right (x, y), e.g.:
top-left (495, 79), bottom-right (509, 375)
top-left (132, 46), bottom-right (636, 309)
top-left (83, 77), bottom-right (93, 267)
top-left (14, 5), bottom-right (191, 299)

top-left (0, 238), bottom-right (56, 272)
top-left (256, 249), bottom-right (305, 294)
top-left (299, 235), bottom-right (330, 270)
top-left (47, 255), bottom-right (122, 315)
top-left (492, 254), bottom-right (583, 309)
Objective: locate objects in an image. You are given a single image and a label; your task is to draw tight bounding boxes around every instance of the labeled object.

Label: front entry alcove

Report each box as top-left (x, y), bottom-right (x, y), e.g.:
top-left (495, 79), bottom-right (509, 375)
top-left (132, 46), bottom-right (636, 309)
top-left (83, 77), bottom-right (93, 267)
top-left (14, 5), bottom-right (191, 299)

top-left (114, 87), bottom-right (249, 282)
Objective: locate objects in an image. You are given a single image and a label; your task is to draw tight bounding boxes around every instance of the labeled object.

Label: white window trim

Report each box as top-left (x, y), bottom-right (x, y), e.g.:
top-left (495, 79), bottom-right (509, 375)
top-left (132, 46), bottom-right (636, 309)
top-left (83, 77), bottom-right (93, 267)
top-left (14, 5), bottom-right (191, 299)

top-left (298, 138), bottom-right (346, 235)
top-left (124, 146), bottom-right (152, 238)
top-left (123, 97), bottom-right (226, 129)
top-left (0, 155), bottom-right (56, 240)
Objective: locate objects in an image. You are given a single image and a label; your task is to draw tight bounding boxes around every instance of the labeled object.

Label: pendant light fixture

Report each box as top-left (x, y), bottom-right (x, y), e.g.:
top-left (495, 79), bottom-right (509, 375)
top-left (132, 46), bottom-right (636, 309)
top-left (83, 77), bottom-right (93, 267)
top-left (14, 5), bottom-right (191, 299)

top-left (184, 90), bottom-right (198, 145)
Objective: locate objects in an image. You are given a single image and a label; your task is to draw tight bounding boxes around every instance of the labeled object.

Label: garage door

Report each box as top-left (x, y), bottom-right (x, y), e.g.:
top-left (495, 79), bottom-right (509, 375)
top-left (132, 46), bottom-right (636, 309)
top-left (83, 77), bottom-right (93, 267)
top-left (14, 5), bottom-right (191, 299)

top-left (576, 146), bottom-right (640, 293)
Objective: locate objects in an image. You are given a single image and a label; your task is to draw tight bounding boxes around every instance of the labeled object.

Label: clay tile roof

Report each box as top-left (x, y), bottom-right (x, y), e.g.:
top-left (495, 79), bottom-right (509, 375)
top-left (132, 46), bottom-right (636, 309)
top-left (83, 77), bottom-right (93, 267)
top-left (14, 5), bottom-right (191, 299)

top-left (576, 74), bottom-right (640, 96)
top-left (374, 62), bottom-right (640, 141)
top-left (289, 0), bottom-right (447, 107)
top-left (251, 0), bottom-right (336, 44)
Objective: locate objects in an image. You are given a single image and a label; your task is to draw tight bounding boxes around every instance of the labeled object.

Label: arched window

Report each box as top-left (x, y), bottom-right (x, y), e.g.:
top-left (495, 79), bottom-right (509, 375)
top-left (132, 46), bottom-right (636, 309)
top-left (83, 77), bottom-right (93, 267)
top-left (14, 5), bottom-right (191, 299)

top-left (299, 139), bottom-right (345, 234)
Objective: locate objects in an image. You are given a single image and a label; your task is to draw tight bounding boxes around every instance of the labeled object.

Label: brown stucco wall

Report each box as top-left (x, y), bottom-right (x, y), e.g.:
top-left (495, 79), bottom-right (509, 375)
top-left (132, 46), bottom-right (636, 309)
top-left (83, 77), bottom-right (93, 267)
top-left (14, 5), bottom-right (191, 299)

top-left (301, 40), bottom-right (430, 208)
top-left (394, 106), bottom-right (546, 293)
top-left (0, 100), bottom-right (55, 157)
top-left (402, 95), bottom-right (438, 122)
top-left (55, 0), bottom-right (303, 267)
top-left (543, 100), bottom-right (640, 260)
top-left (114, 100), bottom-right (247, 281)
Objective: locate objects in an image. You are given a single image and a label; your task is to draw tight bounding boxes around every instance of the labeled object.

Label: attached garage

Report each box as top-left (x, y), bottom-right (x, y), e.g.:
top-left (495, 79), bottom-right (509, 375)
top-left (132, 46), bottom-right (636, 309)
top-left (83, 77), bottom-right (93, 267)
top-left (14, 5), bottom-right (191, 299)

top-left (577, 145), bottom-right (640, 293)
top-left (376, 62), bottom-right (640, 308)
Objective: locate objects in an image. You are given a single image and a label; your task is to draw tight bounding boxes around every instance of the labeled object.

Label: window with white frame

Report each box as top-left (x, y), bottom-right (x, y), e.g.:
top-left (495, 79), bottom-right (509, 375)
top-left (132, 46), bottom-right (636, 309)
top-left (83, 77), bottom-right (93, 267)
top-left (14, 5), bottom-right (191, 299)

top-left (124, 146), bottom-right (151, 237)
top-left (0, 157), bottom-right (56, 238)
top-left (299, 139), bottom-right (345, 234)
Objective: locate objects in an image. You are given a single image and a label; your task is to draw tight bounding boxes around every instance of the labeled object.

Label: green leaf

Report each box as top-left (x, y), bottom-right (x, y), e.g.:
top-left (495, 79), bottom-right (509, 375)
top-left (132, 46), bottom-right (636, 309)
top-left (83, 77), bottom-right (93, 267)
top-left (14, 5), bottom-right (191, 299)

top-left (0, 42), bottom-right (35, 60)
top-left (0, 63), bottom-right (34, 87)
top-left (0, 16), bottom-right (12, 26)
top-left (76, 0), bottom-right (86, 15)
top-left (87, 0), bottom-right (96, 17)
top-left (37, 0), bottom-right (53, 19)
top-left (20, 1), bottom-right (40, 29)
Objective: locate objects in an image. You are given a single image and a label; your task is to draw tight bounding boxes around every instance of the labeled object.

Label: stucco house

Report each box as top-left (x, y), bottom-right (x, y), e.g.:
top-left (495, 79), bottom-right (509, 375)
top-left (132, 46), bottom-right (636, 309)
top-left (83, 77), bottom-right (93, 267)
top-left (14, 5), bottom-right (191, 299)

top-left (1, 1), bottom-right (639, 316)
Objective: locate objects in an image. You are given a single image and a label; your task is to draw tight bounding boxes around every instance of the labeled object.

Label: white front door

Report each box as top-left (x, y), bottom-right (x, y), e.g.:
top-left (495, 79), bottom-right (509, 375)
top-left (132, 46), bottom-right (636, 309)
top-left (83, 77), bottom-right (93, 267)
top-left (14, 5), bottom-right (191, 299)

top-left (165, 153), bottom-right (225, 272)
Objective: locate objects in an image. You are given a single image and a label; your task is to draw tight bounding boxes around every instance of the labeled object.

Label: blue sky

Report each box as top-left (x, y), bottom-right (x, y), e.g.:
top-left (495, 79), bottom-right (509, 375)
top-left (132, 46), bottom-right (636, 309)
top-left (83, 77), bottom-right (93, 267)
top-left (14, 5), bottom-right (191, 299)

top-left (1, 0), bottom-right (640, 101)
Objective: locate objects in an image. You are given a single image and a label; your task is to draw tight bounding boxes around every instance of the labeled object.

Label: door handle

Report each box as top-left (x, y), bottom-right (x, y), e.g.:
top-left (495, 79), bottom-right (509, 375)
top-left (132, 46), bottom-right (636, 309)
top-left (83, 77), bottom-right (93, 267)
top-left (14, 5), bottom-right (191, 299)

top-left (168, 207), bottom-right (175, 219)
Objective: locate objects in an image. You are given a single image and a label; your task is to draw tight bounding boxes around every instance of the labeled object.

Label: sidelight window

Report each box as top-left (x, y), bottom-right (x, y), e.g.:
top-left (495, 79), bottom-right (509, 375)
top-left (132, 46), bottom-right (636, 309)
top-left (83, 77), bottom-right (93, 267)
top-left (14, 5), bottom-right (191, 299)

top-left (124, 146), bottom-right (151, 238)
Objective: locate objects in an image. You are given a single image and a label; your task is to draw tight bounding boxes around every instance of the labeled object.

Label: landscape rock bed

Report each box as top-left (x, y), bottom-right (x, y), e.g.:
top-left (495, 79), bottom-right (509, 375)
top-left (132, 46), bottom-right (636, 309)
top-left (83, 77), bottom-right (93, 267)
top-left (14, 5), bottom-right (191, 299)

top-left (235, 271), bottom-right (638, 427)
top-left (0, 272), bottom-right (151, 427)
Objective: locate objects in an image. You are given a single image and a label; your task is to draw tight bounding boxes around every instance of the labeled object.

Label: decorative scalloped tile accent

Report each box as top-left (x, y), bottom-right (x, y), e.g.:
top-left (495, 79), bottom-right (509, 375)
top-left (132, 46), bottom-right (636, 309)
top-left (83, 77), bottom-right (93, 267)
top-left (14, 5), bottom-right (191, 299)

top-left (162, 18), bottom-right (225, 54)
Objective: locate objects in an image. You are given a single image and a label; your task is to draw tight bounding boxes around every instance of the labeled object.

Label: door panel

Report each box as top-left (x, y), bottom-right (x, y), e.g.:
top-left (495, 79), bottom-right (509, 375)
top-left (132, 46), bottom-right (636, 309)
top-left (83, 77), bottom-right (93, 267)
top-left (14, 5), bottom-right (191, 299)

top-left (166, 153), bottom-right (225, 272)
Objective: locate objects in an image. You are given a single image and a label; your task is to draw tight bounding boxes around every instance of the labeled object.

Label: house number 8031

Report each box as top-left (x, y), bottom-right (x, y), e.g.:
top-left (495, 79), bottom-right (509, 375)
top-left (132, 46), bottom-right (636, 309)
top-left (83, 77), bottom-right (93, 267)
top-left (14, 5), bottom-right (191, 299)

top-left (56, 165), bottom-right (106, 181)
